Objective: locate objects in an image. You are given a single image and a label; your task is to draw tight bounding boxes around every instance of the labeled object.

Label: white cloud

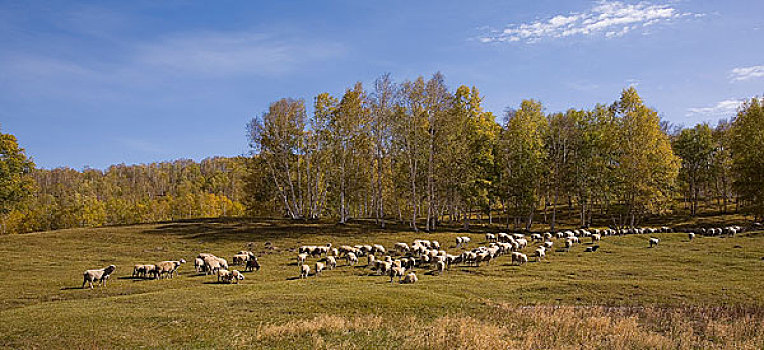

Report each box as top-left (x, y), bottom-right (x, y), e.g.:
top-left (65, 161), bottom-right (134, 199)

top-left (729, 65), bottom-right (764, 82)
top-left (480, 1), bottom-right (700, 43)
top-left (686, 99), bottom-right (742, 117)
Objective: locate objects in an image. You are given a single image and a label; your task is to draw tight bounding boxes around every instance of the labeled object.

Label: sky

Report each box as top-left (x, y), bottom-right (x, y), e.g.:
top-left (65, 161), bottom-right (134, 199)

top-left (1, 0), bottom-right (762, 170)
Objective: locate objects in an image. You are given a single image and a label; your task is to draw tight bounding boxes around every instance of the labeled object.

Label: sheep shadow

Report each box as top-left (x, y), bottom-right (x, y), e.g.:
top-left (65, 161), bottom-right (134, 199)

top-left (60, 286), bottom-right (87, 290)
top-left (117, 276), bottom-right (156, 282)
top-left (285, 276), bottom-right (302, 281)
top-left (202, 281), bottom-right (238, 285)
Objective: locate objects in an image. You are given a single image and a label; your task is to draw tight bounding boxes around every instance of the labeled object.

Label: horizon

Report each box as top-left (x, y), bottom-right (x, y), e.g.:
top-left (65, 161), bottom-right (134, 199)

top-left (2, 0), bottom-right (763, 170)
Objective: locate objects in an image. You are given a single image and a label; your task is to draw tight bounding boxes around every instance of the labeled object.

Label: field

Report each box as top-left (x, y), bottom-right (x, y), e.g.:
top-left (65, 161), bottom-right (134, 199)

top-left (0, 218), bottom-right (762, 349)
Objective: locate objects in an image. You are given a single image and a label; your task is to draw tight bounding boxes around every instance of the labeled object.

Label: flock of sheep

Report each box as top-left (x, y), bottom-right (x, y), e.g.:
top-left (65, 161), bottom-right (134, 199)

top-left (81, 224), bottom-right (746, 289)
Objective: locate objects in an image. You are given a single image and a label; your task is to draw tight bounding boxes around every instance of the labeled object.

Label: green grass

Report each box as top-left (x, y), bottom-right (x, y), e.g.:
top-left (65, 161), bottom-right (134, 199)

top-left (0, 218), bottom-right (762, 349)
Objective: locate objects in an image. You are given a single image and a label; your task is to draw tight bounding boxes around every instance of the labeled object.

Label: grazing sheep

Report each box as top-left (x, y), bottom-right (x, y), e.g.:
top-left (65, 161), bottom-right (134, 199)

top-left (194, 258), bottom-right (205, 273)
top-left (402, 272), bottom-right (418, 284)
top-left (535, 247), bottom-right (546, 261)
top-left (217, 269), bottom-right (231, 283)
top-left (688, 232), bottom-right (696, 241)
top-left (203, 257), bottom-right (219, 275)
top-left (346, 252), bottom-right (358, 266)
top-left (531, 233), bottom-right (543, 242)
top-left (591, 233), bottom-right (601, 243)
top-left (154, 259), bottom-right (186, 279)
top-left (375, 260), bottom-right (392, 275)
top-left (394, 242), bottom-right (410, 254)
top-left (389, 266), bottom-right (405, 284)
top-left (132, 264), bottom-right (155, 278)
top-left (486, 233), bottom-right (496, 242)
top-left (230, 270), bottom-right (244, 284)
top-left (367, 254), bottom-right (376, 267)
top-left (245, 257), bottom-right (261, 272)
top-left (325, 256), bottom-right (337, 270)
top-left (297, 253), bottom-right (308, 265)
top-left (232, 254), bottom-right (250, 266)
top-left (511, 252), bottom-right (527, 266)
top-left (372, 244), bottom-right (387, 255)
top-left (456, 236), bottom-right (471, 248)
top-left (565, 238), bottom-right (574, 252)
top-left (83, 265), bottom-right (116, 289)
top-left (649, 238), bottom-right (660, 248)
top-left (300, 264), bottom-right (310, 279)
top-left (315, 262), bottom-right (325, 276)
top-left (584, 245), bottom-right (599, 252)
top-left (132, 264), bottom-right (144, 277)
top-left (543, 241), bottom-right (554, 250)
top-left (436, 261), bottom-right (446, 275)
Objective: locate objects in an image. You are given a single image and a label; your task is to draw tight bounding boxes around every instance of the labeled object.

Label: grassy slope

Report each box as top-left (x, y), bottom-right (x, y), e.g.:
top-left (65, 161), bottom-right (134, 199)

top-left (0, 219), bottom-right (762, 349)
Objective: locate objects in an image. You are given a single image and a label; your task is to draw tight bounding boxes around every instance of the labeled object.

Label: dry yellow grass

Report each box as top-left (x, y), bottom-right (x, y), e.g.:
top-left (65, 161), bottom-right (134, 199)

top-left (254, 306), bottom-right (764, 349)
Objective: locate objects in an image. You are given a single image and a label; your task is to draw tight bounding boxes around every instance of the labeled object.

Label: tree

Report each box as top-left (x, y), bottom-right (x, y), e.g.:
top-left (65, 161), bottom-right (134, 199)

top-left (0, 128), bottom-right (35, 234)
top-left (327, 83), bottom-right (371, 224)
top-left (369, 74), bottom-right (397, 228)
top-left (672, 123), bottom-right (714, 215)
top-left (247, 98), bottom-right (307, 219)
top-left (611, 87), bottom-right (679, 227)
top-left (499, 100), bottom-right (548, 230)
top-left (730, 97), bottom-right (764, 220)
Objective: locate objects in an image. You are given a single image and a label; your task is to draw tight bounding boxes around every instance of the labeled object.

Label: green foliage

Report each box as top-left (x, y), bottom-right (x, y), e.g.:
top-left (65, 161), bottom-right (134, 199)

top-left (672, 123), bottom-right (714, 215)
top-left (611, 87), bottom-right (680, 225)
top-left (0, 129), bottom-right (36, 234)
top-left (3, 157), bottom-right (247, 234)
top-left (730, 97), bottom-right (764, 219)
top-left (499, 99), bottom-right (548, 227)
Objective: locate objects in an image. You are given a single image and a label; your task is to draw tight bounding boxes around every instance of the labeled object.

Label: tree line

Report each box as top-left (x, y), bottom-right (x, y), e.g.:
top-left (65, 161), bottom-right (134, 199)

top-left (0, 156), bottom-right (248, 234)
top-left (246, 73), bottom-right (764, 230)
top-left (0, 73), bottom-right (762, 234)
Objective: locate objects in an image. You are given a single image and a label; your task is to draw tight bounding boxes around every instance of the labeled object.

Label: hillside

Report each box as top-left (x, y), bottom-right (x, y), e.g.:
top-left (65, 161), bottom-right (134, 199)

top-left (0, 218), bottom-right (762, 349)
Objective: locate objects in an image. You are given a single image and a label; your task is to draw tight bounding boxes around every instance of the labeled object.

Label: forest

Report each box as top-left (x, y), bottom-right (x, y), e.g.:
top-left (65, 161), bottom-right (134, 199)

top-left (1, 73), bottom-right (763, 234)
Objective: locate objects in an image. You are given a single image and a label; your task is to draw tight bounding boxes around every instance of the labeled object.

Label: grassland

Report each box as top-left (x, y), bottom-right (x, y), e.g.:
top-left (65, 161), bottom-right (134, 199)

top-left (0, 218), bottom-right (762, 349)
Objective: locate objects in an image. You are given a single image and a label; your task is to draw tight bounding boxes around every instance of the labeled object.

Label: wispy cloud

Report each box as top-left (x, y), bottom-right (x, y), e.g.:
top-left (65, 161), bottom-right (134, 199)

top-left (479, 1), bottom-right (701, 44)
top-left (686, 99), bottom-right (742, 117)
top-left (729, 65), bottom-right (764, 82)
top-left (0, 30), bottom-right (345, 102)
top-left (135, 31), bottom-right (345, 77)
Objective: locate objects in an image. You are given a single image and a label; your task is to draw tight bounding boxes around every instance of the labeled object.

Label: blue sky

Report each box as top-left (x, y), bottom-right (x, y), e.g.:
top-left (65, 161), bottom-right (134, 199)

top-left (1, 0), bottom-right (762, 169)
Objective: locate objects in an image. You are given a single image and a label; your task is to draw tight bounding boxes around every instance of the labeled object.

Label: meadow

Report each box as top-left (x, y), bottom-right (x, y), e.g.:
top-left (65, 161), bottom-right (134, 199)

top-left (0, 218), bottom-right (762, 349)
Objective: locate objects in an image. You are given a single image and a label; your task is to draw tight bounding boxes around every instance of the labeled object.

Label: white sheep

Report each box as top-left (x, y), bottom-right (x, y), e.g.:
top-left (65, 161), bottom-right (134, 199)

top-left (486, 233), bottom-right (496, 242)
top-left (511, 252), bottom-right (527, 265)
top-left (565, 238), bottom-right (574, 252)
top-left (325, 256), bottom-right (337, 270)
top-left (591, 233), bottom-right (601, 243)
top-left (315, 262), bottom-right (325, 276)
top-left (194, 258), bottom-right (205, 273)
top-left (688, 232), bottom-right (695, 241)
top-left (649, 238), bottom-right (660, 248)
top-left (346, 252), bottom-right (358, 266)
top-left (230, 270), bottom-right (244, 284)
top-left (402, 272), bottom-right (418, 284)
top-left (389, 266), bottom-right (405, 284)
top-left (372, 244), bottom-right (387, 255)
top-left (535, 247), bottom-right (546, 261)
top-left (300, 264), bottom-right (310, 279)
top-left (155, 259), bottom-right (186, 279)
top-left (82, 265), bottom-right (116, 289)
top-left (297, 253), bottom-right (308, 265)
